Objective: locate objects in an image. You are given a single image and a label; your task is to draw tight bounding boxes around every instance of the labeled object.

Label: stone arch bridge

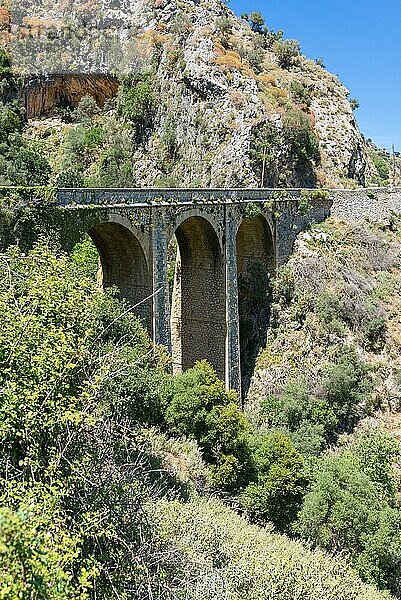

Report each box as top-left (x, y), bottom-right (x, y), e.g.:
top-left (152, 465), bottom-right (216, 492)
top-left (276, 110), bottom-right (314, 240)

top-left (53, 186), bottom-right (401, 397)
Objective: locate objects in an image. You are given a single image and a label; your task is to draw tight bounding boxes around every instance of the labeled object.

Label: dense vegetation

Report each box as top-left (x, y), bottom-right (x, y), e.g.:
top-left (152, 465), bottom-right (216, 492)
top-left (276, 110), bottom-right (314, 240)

top-left (0, 218), bottom-right (400, 599)
top-left (1, 3), bottom-right (401, 597)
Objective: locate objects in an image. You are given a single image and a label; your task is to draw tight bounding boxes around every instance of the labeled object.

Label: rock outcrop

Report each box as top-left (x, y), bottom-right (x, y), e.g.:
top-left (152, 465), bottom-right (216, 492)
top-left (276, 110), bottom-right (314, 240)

top-left (3, 0), bottom-right (377, 187)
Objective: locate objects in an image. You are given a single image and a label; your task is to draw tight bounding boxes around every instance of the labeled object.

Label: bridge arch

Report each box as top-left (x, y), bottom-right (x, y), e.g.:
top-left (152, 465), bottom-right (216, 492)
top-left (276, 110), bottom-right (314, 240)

top-left (170, 215), bottom-right (226, 380)
top-left (236, 213), bottom-right (275, 395)
top-left (88, 217), bottom-right (152, 333)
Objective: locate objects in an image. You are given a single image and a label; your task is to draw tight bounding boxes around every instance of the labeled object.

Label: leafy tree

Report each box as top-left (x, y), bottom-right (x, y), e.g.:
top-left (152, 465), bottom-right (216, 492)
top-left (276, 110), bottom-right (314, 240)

top-left (322, 346), bottom-right (372, 432)
top-left (247, 11), bottom-right (266, 34)
top-left (0, 101), bottom-right (51, 186)
top-left (260, 381), bottom-right (338, 452)
top-left (350, 98), bottom-right (360, 111)
top-left (5, 143), bottom-right (51, 185)
top-left (0, 101), bottom-right (23, 144)
top-left (117, 72), bottom-right (155, 142)
top-left (349, 427), bottom-right (400, 501)
top-left (296, 452), bottom-right (401, 594)
top-left (166, 361), bottom-right (252, 489)
top-left (289, 80), bottom-right (312, 107)
top-left (73, 94), bottom-right (101, 124)
top-left (282, 107), bottom-right (320, 163)
top-left (242, 432), bottom-right (307, 530)
top-left (0, 486), bottom-right (94, 599)
top-left (0, 240), bottom-right (177, 597)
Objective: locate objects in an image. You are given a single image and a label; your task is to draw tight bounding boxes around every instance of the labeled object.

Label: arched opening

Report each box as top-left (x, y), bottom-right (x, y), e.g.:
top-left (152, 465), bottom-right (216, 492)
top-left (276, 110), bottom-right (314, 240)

top-left (236, 215), bottom-right (275, 397)
top-left (170, 217), bottom-right (226, 380)
top-left (89, 221), bottom-right (152, 334)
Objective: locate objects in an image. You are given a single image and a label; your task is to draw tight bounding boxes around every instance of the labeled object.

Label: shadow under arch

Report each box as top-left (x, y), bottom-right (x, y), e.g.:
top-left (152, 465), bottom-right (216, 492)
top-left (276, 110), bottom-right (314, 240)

top-left (236, 214), bottom-right (275, 398)
top-left (170, 216), bottom-right (226, 380)
top-left (88, 220), bottom-right (152, 334)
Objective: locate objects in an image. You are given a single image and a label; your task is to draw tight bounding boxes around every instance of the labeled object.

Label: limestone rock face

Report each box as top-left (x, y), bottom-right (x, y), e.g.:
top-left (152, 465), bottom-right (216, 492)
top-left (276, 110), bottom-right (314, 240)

top-left (6, 0), bottom-right (374, 187)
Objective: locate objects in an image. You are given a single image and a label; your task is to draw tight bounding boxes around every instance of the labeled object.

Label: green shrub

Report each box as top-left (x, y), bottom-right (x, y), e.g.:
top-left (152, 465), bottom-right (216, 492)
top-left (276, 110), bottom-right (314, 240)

top-left (91, 123), bottom-right (137, 187)
top-left (350, 427), bottom-right (400, 501)
top-left (316, 289), bottom-right (345, 334)
top-left (0, 101), bottom-right (23, 144)
top-left (117, 72), bottom-right (155, 141)
top-left (290, 80), bottom-right (312, 106)
top-left (273, 39), bottom-right (301, 68)
top-left (296, 452), bottom-right (401, 594)
top-left (83, 125), bottom-right (104, 149)
top-left (70, 237), bottom-right (100, 278)
top-left (260, 381), bottom-right (338, 451)
top-left (355, 507), bottom-right (401, 596)
top-left (5, 144), bottom-right (51, 186)
top-left (154, 497), bottom-right (392, 599)
top-left (73, 94), bottom-right (101, 124)
top-left (53, 169), bottom-right (85, 188)
top-left (296, 453), bottom-right (383, 551)
top-left (0, 48), bottom-right (11, 77)
top-left (242, 432), bottom-right (307, 530)
top-left (273, 263), bottom-right (295, 304)
top-left (323, 347), bottom-right (372, 432)
top-left (283, 107), bottom-right (320, 163)
top-left (166, 361), bottom-right (252, 490)
top-left (360, 304), bottom-right (387, 351)
top-left (0, 487), bottom-right (94, 599)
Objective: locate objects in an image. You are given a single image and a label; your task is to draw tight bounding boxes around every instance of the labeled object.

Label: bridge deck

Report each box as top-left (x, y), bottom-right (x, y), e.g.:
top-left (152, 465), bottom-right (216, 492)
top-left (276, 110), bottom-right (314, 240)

top-left (54, 186), bottom-right (400, 209)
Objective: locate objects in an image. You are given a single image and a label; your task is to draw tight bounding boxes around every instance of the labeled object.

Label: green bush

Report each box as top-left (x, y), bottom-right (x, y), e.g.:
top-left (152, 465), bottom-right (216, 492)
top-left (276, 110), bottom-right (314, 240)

top-left (242, 432), bottom-right (307, 530)
top-left (0, 101), bottom-right (23, 144)
top-left (0, 240), bottom-right (181, 598)
top-left (0, 102), bottom-right (51, 186)
top-left (154, 497), bottom-right (391, 600)
top-left (5, 143), bottom-right (51, 186)
top-left (323, 346), bottom-right (372, 432)
top-left (290, 80), bottom-right (312, 106)
top-left (283, 107), bottom-right (320, 163)
top-left (350, 427), bottom-right (400, 501)
top-left (73, 94), bottom-right (101, 124)
top-left (90, 121), bottom-right (137, 187)
top-left (52, 169), bottom-right (85, 188)
top-left (0, 48), bottom-right (11, 78)
top-left (296, 451), bottom-right (401, 595)
top-left (166, 361), bottom-right (252, 490)
top-left (273, 39), bottom-right (301, 68)
top-left (296, 454), bottom-right (382, 552)
top-left (316, 289), bottom-right (345, 334)
top-left (117, 72), bottom-right (155, 141)
top-left (0, 486), bottom-right (94, 599)
top-left (260, 381), bottom-right (338, 451)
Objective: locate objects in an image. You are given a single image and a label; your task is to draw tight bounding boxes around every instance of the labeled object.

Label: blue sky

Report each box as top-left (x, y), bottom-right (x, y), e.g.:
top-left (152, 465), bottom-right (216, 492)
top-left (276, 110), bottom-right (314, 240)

top-left (230, 0), bottom-right (401, 151)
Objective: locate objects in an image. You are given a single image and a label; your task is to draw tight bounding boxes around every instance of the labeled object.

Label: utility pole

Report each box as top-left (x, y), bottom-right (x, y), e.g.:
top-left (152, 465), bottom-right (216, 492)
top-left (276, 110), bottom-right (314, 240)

top-left (392, 144), bottom-right (396, 186)
top-left (261, 146), bottom-right (267, 188)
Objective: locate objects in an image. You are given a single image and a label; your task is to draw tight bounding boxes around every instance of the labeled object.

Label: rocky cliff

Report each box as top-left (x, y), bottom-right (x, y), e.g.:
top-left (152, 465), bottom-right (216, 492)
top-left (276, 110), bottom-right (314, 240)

top-left (2, 0), bottom-right (380, 187)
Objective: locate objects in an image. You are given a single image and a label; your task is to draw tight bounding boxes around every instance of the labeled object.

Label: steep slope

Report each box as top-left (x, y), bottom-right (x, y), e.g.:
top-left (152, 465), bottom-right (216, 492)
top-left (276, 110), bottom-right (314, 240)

top-left (246, 216), bottom-right (401, 438)
top-left (2, 0), bottom-right (379, 187)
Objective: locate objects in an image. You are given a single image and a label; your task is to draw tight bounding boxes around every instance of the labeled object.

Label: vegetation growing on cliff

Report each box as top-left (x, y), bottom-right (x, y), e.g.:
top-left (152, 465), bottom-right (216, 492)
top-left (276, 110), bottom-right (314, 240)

top-left (1, 0), bottom-right (392, 188)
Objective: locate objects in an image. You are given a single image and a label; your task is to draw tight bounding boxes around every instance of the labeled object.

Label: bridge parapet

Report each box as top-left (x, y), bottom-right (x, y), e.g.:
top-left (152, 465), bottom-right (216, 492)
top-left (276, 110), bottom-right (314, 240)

top-left (55, 186), bottom-right (401, 220)
top-left (56, 187), bottom-right (305, 207)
